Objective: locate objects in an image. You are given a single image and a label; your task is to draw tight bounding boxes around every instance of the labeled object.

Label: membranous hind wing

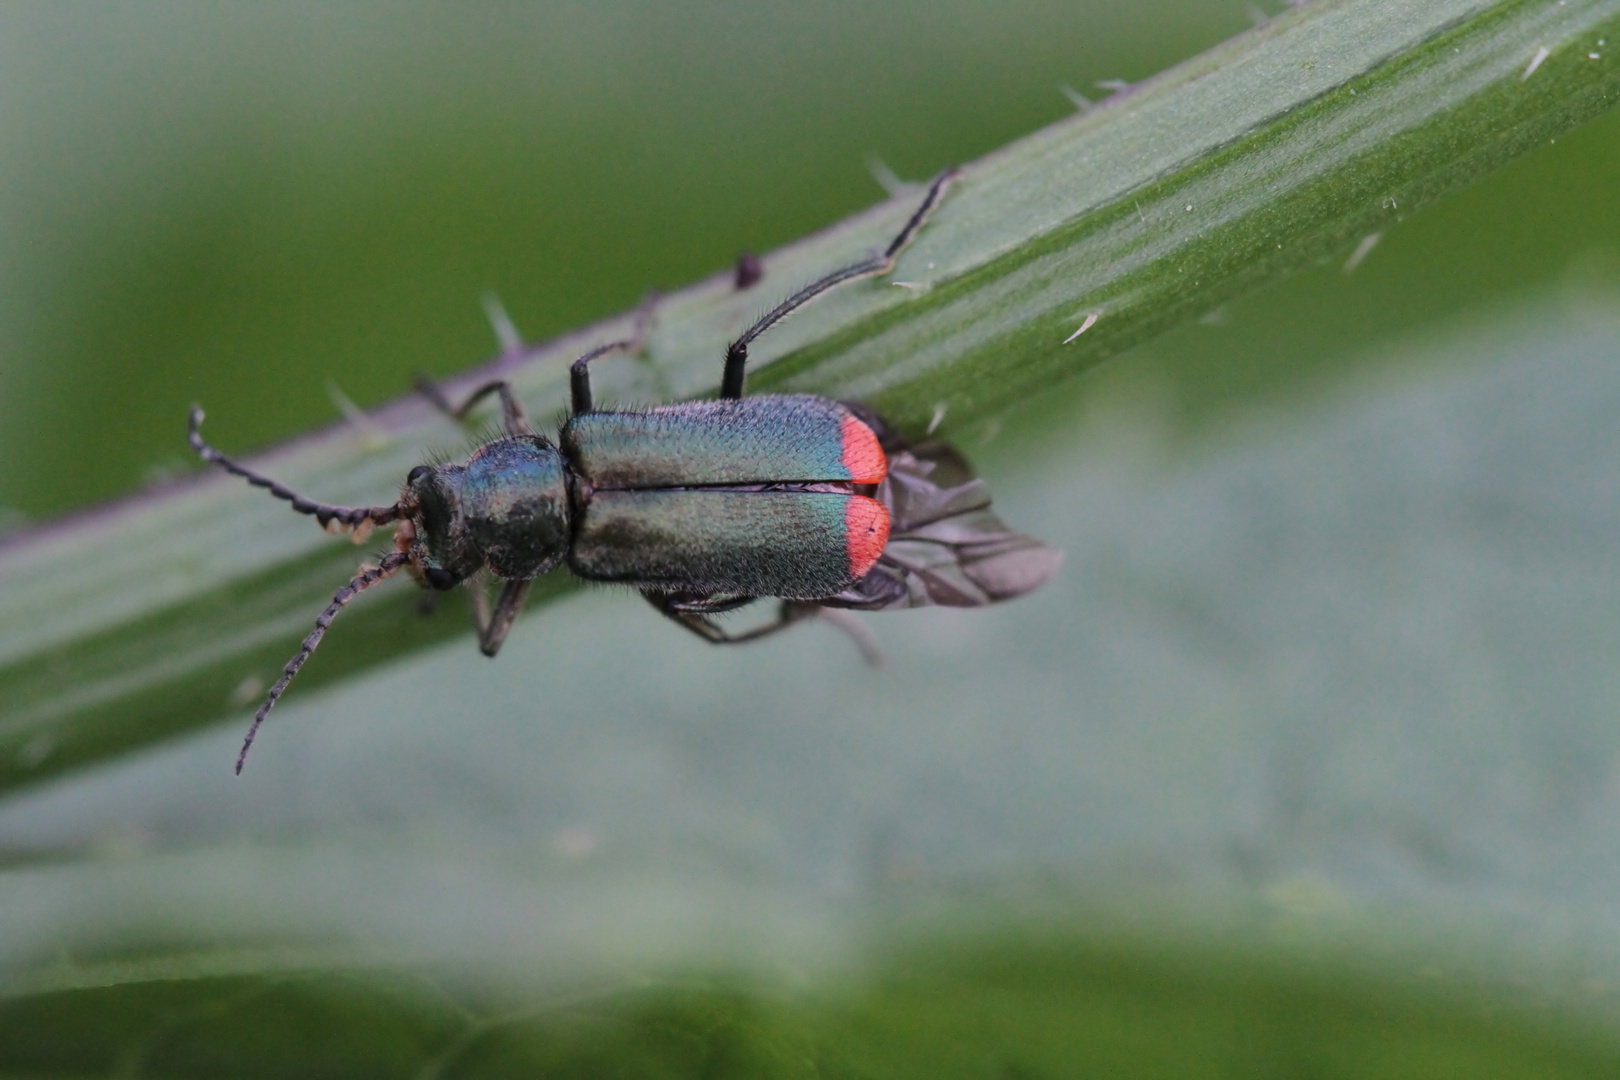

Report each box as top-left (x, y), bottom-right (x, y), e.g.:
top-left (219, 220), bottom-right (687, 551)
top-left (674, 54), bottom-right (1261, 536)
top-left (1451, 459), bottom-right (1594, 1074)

top-left (822, 434), bottom-right (1062, 611)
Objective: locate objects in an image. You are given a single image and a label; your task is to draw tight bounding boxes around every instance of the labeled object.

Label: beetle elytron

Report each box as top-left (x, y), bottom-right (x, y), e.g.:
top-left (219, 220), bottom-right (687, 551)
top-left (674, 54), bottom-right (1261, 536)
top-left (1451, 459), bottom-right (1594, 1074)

top-left (190, 169), bottom-right (1061, 772)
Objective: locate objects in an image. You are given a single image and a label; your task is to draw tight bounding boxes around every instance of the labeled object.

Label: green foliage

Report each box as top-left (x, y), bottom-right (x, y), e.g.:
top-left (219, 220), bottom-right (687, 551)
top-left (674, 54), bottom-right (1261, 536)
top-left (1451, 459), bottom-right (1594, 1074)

top-left (2, 2), bottom-right (1620, 1076)
top-left (5, 937), bottom-right (1619, 1077)
top-left (2, 0), bottom-right (1615, 792)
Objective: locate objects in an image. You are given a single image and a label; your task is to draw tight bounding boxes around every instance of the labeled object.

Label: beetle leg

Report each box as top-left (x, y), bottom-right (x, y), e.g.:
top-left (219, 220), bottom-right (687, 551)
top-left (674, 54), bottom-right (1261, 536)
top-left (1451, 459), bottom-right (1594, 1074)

top-left (415, 376), bottom-right (537, 438)
top-left (720, 167), bottom-right (958, 399)
top-left (654, 607), bottom-right (733, 644)
top-left (813, 606), bottom-right (886, 667)
top-left (662, 594), bottom-right (756, 615)
top-left (567, 340), bottom-right (634, 416)
top-left (469, 574), bottom-right (494, 632)
top-left (568, 294), bottom-right (660, 415)
top-left (474, 577), bottom-right (533, 657)
top-left (645, 593), bottom-right (824, 646)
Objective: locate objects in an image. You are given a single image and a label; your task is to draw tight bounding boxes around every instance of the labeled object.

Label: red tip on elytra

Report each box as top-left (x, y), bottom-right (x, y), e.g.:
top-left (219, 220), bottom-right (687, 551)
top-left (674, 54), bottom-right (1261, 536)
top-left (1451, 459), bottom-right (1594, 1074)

top-left (840, 414), bottom-right (887, 485)
top-left (845, 496), bottom-right (890, 579)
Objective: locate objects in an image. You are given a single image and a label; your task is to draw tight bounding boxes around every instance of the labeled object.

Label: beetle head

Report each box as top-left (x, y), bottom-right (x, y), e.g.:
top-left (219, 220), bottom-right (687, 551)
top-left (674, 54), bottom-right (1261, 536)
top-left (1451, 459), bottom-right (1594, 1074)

top-left (398, 462), bottom-right (483, 589)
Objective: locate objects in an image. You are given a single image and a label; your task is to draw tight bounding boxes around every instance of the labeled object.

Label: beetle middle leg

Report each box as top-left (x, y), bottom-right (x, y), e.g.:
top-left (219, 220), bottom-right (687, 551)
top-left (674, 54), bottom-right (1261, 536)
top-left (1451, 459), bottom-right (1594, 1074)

top-left (646, 592), bottom-right (817, 644)
top-left (719, 166), bottom-right (958, 399)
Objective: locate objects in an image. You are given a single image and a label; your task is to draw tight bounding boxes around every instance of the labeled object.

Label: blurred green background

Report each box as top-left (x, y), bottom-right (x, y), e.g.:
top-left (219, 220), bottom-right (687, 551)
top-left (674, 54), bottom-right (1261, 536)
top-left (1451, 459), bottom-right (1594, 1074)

top-left (0, 0), bottom-right (1256, 521)
top-left (4, 1), bottom-right (1620, 1074)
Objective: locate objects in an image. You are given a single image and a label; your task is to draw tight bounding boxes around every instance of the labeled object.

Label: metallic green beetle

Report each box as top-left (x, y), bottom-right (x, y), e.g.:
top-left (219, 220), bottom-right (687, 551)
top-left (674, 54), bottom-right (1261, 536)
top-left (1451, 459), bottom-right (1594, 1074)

top-left (189, 170), bottom-right (1060, 772)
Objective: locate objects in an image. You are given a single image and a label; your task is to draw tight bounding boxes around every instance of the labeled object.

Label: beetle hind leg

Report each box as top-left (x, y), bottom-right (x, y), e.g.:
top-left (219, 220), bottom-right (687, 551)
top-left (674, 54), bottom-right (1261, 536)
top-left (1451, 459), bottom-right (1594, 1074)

top-left (644, 592), bottom-right (881, 664)
top-left (813, 607), bottom-right (886, 667)
top-left (720, 167), bottom-right (958, 399)
top-left (646, 592), bottom-right (810, 644)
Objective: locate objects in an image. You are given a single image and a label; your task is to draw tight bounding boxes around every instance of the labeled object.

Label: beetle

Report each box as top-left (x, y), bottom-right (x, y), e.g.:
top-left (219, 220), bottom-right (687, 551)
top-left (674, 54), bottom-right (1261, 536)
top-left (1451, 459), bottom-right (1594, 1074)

top-left (189, 169), bottom-right (1061, 772)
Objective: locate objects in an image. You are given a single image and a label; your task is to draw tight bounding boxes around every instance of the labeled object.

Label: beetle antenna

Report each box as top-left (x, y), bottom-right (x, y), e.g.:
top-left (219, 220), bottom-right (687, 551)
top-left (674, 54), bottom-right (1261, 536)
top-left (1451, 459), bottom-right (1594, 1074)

top-left (237, 551), bottom-right (411, 774)
top-left (722, 166), bottom-right (958, 398)
top-left (189, 406), bottom-right (402, 531)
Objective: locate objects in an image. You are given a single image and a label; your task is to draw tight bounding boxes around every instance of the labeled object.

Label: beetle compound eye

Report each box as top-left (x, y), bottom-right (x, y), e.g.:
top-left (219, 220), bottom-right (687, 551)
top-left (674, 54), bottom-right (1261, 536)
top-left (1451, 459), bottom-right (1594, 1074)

top-left (423, 567), bottom-right (458, 590)
top-left (407, 465), bottom-right (432, 485)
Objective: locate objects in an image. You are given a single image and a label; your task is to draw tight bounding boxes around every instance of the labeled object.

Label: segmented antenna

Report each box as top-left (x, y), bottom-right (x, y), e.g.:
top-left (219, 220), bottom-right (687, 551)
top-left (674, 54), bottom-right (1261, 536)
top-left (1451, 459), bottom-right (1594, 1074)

top-left (188, 406), bottom-right (402, 530)
top-left (237, 550), bottom-right (411, 774)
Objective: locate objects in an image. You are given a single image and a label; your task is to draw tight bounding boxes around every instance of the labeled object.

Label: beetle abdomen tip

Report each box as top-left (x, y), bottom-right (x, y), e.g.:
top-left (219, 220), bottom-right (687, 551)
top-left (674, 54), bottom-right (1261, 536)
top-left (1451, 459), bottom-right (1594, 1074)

top-left (840, 413), bottom-right (887, 485)
top-left (845, 496), bottom-right (890, 580)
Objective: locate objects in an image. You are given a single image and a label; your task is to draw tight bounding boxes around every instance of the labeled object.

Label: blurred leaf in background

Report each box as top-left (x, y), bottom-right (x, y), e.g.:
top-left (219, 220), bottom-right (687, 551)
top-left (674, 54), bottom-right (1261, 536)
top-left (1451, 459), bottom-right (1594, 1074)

top-left (3, 0), bottom-right (1620, 1075)
top-left (0, 0), bottom-right (1248, 519)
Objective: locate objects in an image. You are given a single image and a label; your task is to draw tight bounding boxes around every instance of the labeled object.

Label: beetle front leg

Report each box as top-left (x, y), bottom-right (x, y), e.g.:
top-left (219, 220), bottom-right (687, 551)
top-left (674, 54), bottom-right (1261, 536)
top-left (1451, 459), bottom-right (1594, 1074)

top-left (473, 577), bottom-right (533, 657)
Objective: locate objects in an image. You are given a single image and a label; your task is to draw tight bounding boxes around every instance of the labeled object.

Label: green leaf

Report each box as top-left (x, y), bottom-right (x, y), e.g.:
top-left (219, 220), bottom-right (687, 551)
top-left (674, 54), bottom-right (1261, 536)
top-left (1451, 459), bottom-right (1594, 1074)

top-left (6, 936), bottom-right (1620, 1077)
top-left (2, 0), bottom-right (1614, 793)
top-left (8, 2), bottom-right (1620, 1075)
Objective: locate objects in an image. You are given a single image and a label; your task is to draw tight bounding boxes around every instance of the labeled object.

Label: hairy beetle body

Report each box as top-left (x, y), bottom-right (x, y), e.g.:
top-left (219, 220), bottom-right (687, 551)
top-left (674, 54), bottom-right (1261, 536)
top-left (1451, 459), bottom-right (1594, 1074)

top-left (562, 395), bottom-right (889, 596)
top-left (189, 168), bottom-right (1060, 774)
